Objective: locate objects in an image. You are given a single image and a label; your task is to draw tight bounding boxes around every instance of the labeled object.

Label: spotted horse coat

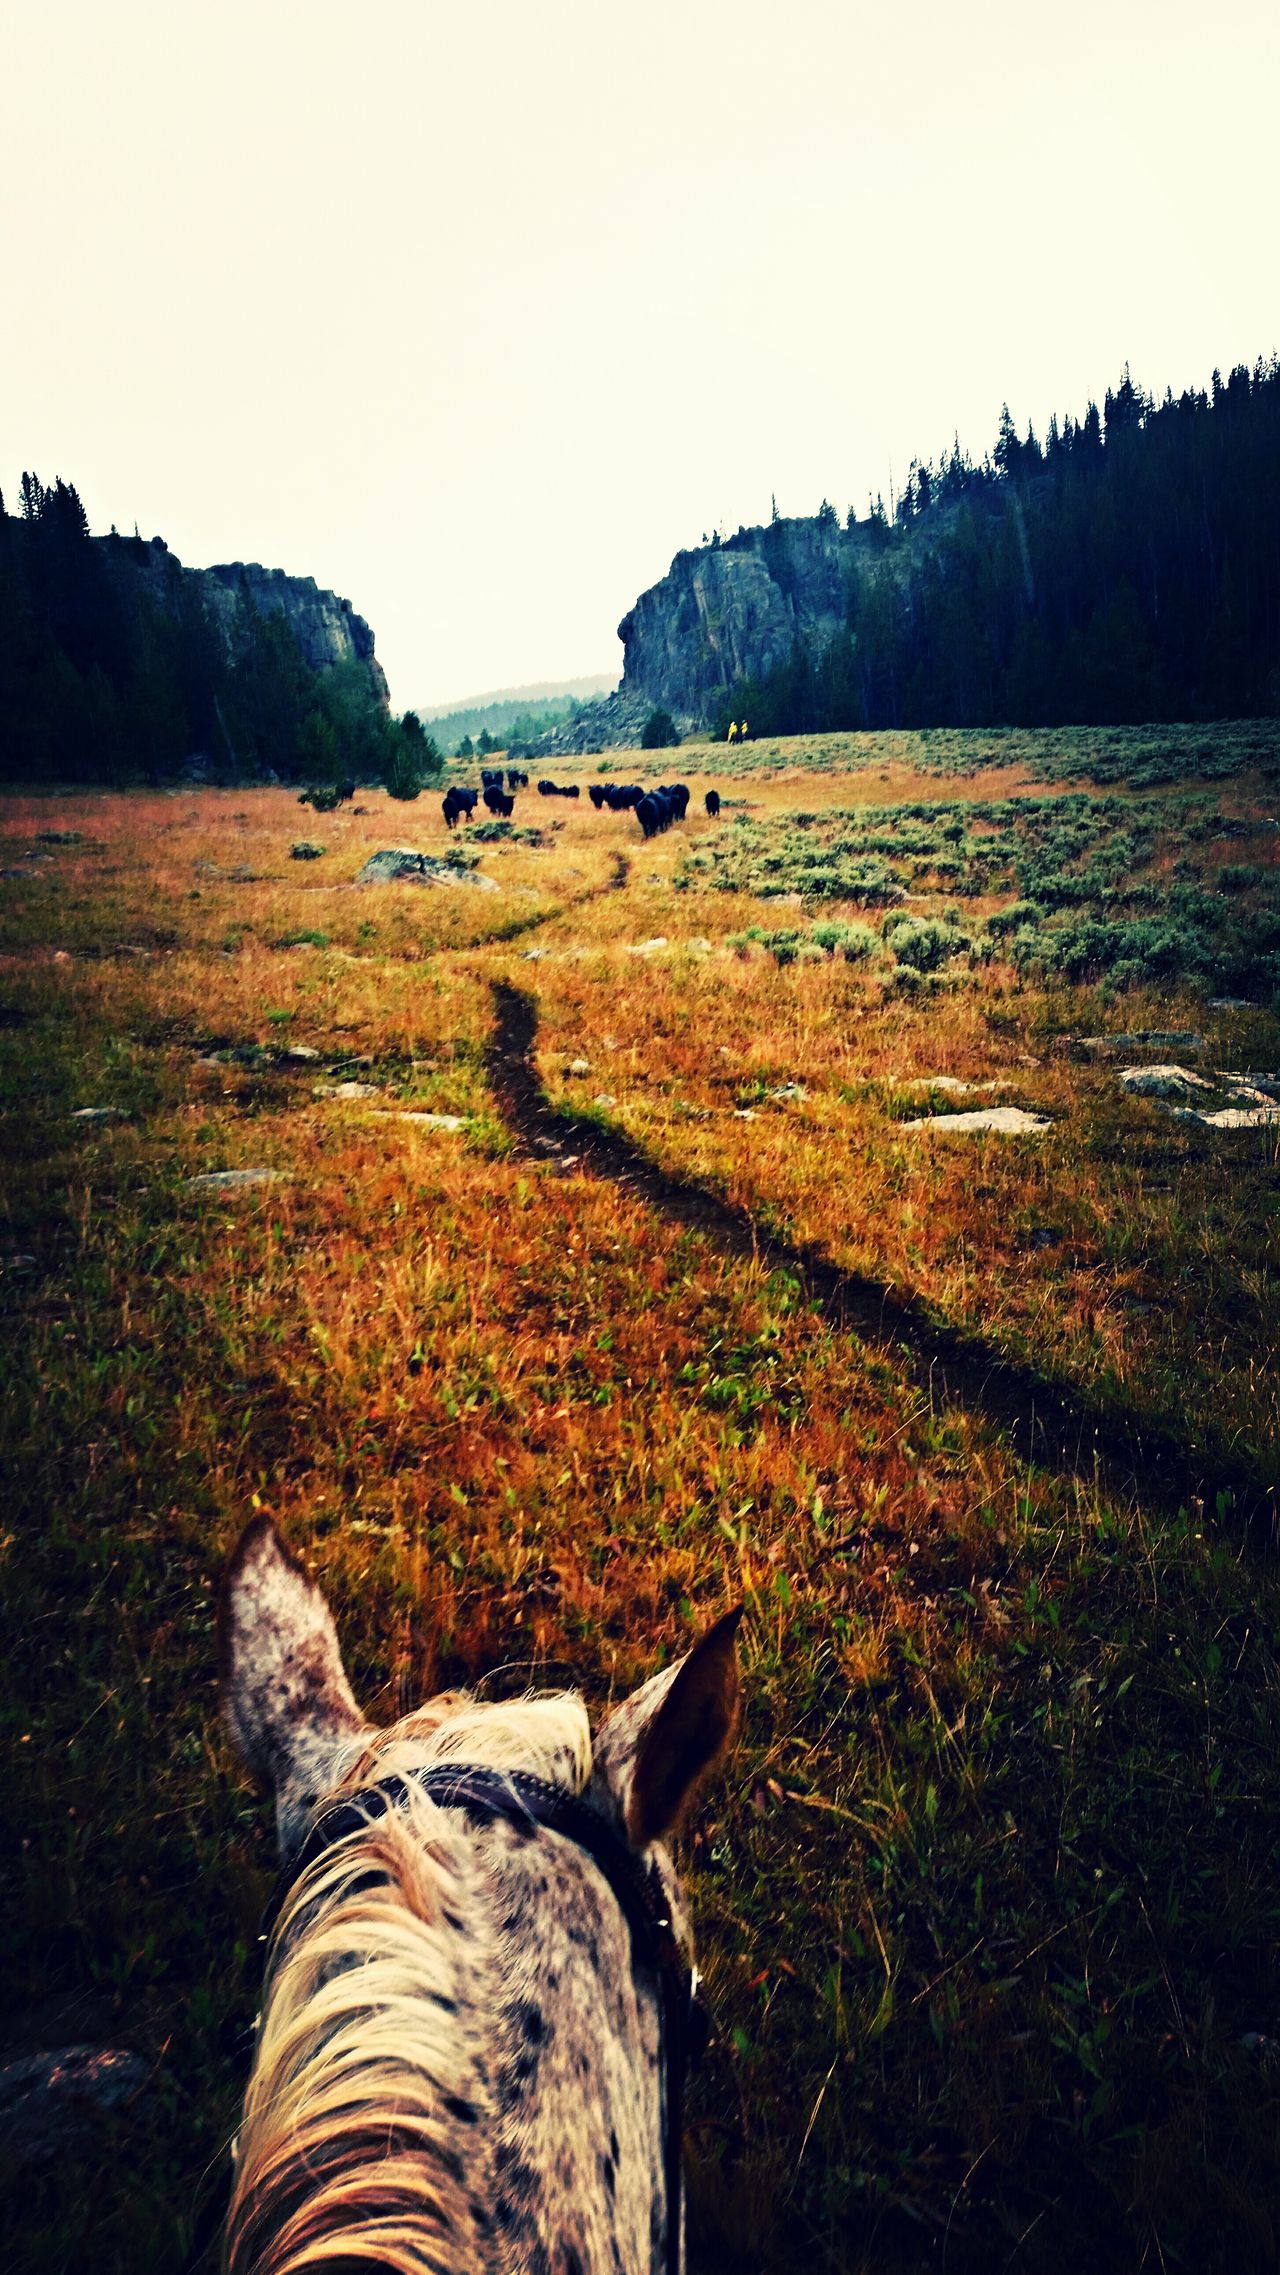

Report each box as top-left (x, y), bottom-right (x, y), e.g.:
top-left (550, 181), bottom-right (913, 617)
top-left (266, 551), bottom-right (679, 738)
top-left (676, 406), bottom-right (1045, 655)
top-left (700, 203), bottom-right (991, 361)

top-left (217, 1518), bottom-right (741, 2275)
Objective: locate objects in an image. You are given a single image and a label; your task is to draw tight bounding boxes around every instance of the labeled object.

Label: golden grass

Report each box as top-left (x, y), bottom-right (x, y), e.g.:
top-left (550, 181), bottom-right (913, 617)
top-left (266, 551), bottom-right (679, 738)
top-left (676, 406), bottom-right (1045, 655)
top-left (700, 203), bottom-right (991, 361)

top-left (4, 738), bottom-right (1280, 2274)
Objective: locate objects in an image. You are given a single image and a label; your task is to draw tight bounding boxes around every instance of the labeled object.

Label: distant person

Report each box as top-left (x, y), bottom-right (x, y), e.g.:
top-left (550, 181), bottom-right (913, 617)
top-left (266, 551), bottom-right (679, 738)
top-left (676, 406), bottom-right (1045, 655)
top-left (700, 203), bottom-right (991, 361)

top-left (740, 720), bottom-right (749, 740)
top-left (727, 721), bottom-right (738, 744)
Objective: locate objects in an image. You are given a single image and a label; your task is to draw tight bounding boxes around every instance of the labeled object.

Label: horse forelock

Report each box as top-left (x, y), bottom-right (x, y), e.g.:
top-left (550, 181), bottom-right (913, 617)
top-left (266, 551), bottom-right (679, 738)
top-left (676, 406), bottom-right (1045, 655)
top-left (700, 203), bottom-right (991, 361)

top-left (227, 1687), bottom-right (664, 2275)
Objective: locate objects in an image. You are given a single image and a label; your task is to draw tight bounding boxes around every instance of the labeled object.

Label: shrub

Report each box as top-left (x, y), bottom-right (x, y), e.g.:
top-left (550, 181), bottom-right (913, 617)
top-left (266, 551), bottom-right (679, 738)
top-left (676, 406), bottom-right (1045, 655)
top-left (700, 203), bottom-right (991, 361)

top-left (987, 898), bottom-right (1042, 939)
top-left (641, 709), bottom-right (681, 750)
top-left (809, 920), bottom-right (877, 961)
top-left (887, 917), bottom-right (969, 971)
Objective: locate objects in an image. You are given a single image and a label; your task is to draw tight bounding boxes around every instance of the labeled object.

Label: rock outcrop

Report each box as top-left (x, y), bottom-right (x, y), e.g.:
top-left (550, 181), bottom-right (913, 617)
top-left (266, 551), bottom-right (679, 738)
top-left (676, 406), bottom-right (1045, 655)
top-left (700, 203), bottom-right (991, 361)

top-left (200, 561), bottom-right (389, 700)
top-left (97, 535), bottom-right (389, 706)
top-left (512, 515), bottom-right (882, 759)
top-left (507, 687), bottom-right (653, 762)
top-left (617, 516), bottom-right (874, 720)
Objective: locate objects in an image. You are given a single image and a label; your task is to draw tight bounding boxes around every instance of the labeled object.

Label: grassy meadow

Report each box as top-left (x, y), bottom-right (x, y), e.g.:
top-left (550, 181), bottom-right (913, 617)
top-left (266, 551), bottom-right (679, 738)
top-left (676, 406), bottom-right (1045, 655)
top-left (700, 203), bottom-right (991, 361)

top-left (4, 722), bottom-right (1280, 2273)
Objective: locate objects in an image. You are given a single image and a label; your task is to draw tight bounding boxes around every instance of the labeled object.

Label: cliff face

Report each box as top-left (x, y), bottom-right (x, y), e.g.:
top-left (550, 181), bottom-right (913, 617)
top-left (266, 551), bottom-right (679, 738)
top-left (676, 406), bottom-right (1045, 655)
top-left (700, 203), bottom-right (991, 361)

top-left (618, 517), bottom-right (869, 719)
top-left (199, 560), bottom-right (389, 701)
top-left (97, 536), bottom-right (389, 705)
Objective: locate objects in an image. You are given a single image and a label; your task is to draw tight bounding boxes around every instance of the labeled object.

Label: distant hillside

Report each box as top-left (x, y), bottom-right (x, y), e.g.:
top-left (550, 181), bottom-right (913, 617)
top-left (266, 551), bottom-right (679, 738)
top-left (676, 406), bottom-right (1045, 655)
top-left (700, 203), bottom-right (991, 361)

top-left (419, 673), bottom-right (615, 721)
top-left (619, 357), bottom-right (1280, 737)
top-left (420, 674), bottom-right (616, 754)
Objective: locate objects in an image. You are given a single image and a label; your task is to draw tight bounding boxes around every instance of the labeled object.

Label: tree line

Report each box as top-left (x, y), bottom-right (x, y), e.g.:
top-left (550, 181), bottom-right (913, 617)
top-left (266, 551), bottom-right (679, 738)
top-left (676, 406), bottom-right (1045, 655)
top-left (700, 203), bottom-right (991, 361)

top-left (715, 358), bottom-right (1280, 736)
top-left (0, 476), bottom-right (440, 792)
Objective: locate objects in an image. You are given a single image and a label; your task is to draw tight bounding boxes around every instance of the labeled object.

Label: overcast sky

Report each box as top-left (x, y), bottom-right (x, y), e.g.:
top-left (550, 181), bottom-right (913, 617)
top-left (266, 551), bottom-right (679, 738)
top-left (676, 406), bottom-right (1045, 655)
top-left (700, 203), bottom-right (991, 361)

top-left (4, 0), bottom-right (1277, 709)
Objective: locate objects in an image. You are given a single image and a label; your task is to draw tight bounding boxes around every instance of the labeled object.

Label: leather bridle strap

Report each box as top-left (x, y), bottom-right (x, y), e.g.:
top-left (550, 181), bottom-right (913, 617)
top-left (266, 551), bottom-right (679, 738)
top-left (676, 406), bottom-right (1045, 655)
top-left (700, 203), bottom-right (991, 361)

top-left (261, 1762), bottom-right (706, 2275)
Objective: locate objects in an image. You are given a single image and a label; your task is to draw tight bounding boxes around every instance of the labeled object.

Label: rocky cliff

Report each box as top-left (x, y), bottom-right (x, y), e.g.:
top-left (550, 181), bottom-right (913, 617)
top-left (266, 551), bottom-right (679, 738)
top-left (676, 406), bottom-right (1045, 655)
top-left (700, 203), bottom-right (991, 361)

top-left (618, 516), bottom-right (874, 721)
top-left (97, 535), bottom-right (389, 705)
top-left (511, 515), bottom-right (878, 761)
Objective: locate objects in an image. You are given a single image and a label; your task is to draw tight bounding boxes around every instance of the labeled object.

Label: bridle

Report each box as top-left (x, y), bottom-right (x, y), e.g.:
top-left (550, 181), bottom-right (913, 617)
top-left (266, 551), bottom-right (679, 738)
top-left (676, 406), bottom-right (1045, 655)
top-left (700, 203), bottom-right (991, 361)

top-left (260, 1762), bottom-right (711, 2275)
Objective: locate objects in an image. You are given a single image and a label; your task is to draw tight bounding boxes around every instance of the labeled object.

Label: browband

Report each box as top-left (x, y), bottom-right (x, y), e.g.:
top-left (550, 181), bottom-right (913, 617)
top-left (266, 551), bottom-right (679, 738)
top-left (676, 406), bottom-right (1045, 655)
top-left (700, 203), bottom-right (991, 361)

top-left (262, 1762), bottom-right (680, 1969)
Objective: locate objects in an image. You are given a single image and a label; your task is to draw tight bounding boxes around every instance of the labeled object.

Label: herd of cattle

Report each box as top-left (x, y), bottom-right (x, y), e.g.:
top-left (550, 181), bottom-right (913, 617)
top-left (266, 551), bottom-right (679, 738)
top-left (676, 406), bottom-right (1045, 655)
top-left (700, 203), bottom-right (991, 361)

top-left (441, 768), bottom-right (721, 839)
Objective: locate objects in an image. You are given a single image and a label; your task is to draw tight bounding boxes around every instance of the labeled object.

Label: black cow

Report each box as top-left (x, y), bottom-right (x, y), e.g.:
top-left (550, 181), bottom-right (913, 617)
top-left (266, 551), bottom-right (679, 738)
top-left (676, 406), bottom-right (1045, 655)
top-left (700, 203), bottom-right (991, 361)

top-left (588, 784), bottom-right (606, 808)
top-left (507, 769), bottom-right (528, 790)
top-left (636, 783), bottom-right (692, 839)
top-left (443, 786), bottom-right (478, 828)
top-left (605, 783), bottom-right (644, 811)
top-left (704, 789), bottom-right (721, 816)
top-left (538, 780), bottom-right (580, 798)
top-left (484, 786), bottom-right (514, 816)
top-left (635, 789), bottom-right (672, 839)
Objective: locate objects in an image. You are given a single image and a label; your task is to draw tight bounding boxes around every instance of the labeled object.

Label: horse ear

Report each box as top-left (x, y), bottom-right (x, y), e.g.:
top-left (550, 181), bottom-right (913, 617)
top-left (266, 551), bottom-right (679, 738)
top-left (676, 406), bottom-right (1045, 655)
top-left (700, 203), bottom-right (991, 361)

top-left (218, 1518), bottom-right (366, 1854)
top-left (594, 1608), bottom-right (743, 1849)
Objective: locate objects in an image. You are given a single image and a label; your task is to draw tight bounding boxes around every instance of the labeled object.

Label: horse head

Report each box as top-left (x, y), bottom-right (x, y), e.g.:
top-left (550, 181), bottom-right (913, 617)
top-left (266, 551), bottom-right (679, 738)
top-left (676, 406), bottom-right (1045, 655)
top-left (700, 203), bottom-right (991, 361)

top-left (218, 1517), bottom-right (741, 2275)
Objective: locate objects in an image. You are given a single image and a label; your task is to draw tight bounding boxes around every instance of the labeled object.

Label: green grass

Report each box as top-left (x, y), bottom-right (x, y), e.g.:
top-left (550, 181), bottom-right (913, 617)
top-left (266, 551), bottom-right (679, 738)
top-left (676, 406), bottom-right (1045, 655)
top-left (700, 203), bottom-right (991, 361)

top-left (3, 757), bottom-right (1280, 2274)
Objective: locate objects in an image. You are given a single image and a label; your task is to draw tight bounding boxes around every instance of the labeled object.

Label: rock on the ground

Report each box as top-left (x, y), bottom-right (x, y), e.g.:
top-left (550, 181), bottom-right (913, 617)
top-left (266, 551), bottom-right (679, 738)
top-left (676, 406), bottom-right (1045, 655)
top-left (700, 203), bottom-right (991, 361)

top-left (1171, 1104), bottom-right (1280, 1130)
top-left (186, 1168), bottom-right (287, 1190)
top-left (0, 2046), bottom-right (152, 2164)
top-left (355, 849), bottom-right (498, 890)
top-left (1119, 1064), bottom-right (1217, 1100)
top-left (903, 1107), bottom-right (1051, 1135)
top-left (1073, 1030), bottom-right (1204, 1054)
top-left (371, 1110), bottom-right (468, 1130)
top-left (906, 1075), bottom-right (1006, 1095)
top-left (290, 842), bottom-right (325, 860)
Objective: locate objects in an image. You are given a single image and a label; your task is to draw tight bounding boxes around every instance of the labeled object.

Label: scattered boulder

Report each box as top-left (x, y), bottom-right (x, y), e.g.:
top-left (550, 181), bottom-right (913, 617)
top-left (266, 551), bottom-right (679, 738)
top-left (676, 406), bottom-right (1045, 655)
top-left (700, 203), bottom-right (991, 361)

top-left (1120, 1065), bottom-right (1280, 1125)
top-left (371, 1110), bottom-right (468, 1131)
top-left (354, 849), bottom-right (498, 891)
top-left (1070, 1030), bottom-right (1204, 1055)
top-left (906, 1075), bottom-right (1007, 1096)
top-left (903, 1107), bottom-right (1051, 1135)
top-left (68, 1106), bottom-right (126, 1123)
top-left (627, 937), bottom-right (669, 955)
top-left (186, 1168), bottom-right (287, 1191)
top-left (290, 842), bottom-right (326, 861)
top-left (1119, 1064), bottom-right (1217, 1101)
top-left (1175, 1104), bottom-right (1280, 1129)
top-left (0, 2046), bottom-right (152, 2165)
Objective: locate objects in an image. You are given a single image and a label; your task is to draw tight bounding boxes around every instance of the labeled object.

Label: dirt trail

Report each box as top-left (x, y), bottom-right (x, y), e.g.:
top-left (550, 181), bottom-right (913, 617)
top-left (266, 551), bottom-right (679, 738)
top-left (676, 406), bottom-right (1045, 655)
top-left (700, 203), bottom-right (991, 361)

top-left (488, 982), bottom-right (1277, 1536)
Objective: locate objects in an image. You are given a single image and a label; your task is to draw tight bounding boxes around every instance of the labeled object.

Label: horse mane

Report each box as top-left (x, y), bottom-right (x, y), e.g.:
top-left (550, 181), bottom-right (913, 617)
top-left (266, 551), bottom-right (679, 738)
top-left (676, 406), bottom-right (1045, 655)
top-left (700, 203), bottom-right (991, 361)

top-left (225, 1691), bottom-right (594, 2275)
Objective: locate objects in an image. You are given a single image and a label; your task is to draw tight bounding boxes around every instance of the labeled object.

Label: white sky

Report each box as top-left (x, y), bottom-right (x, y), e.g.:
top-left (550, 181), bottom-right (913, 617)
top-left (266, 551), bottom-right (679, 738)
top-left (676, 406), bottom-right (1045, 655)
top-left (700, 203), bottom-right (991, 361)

top-left (4, 0), bottom-right (1277, 709)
